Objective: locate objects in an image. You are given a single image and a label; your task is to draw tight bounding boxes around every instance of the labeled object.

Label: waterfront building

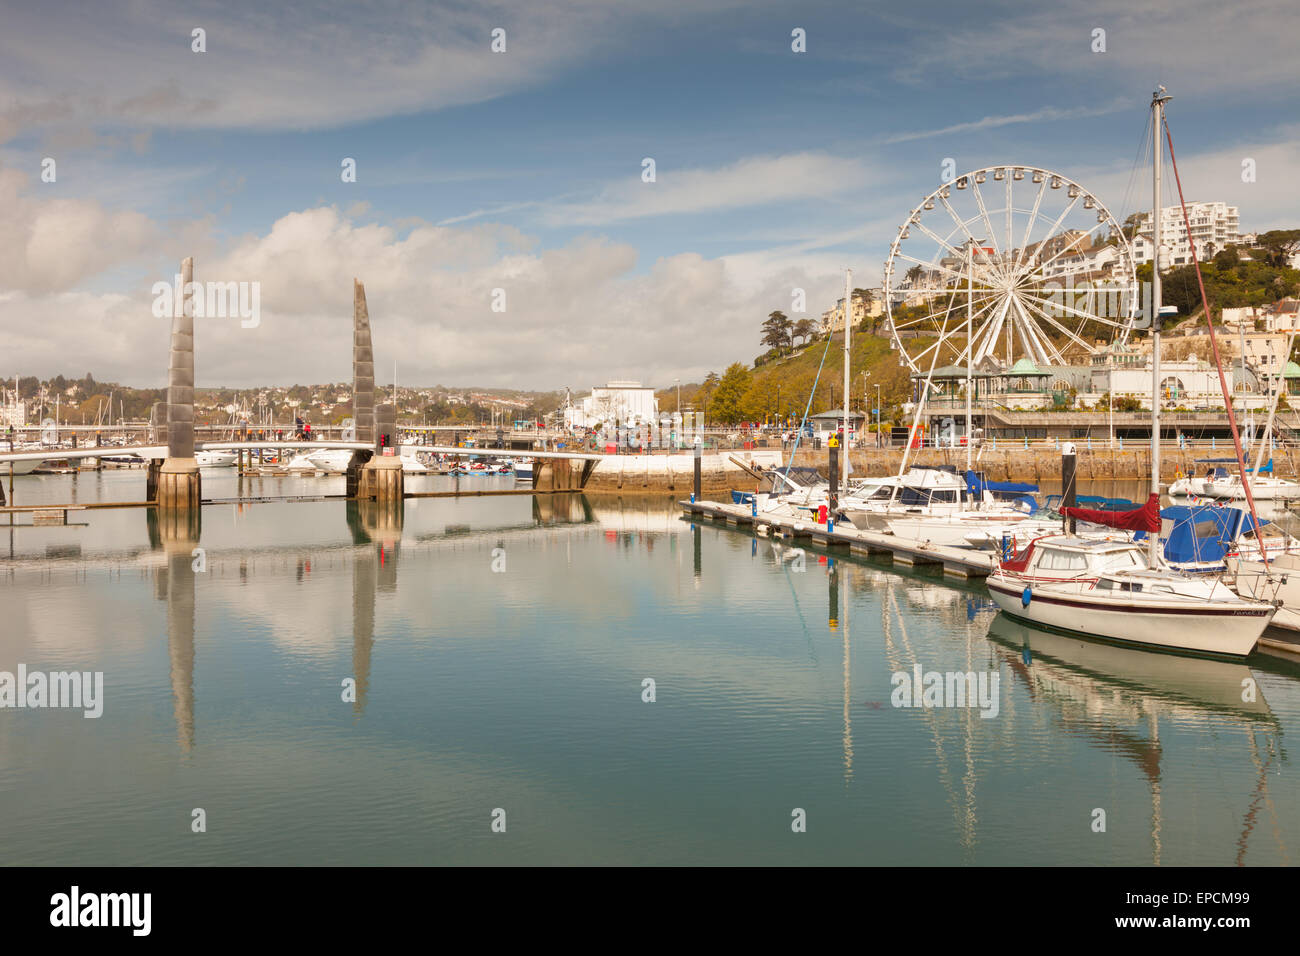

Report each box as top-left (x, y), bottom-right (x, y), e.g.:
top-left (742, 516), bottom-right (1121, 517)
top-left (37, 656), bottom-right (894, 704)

top-left (821, 289), bottom-right (883, 333)
top-left (1131, 201), bottom-right (1241, 266)
top-left (1, 397), bottom-right (27, 428)
top-left (564, 381), bottom-right (659, 430)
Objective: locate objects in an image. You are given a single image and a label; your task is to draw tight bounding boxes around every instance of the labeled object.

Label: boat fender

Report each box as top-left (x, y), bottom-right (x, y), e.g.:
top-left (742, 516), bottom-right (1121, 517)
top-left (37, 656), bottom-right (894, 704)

top-left (1021, 587), bottom-right (1032, 607)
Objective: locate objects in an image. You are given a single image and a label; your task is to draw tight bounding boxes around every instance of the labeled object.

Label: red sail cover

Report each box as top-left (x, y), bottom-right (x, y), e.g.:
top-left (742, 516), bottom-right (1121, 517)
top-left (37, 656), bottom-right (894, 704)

top-left (1061, 492), bottom-right (1161, 533)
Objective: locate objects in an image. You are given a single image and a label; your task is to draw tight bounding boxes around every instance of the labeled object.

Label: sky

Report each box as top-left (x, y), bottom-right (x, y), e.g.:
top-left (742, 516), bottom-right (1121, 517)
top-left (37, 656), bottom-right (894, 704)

top-left (2, 0), bottom-right (1299, 391)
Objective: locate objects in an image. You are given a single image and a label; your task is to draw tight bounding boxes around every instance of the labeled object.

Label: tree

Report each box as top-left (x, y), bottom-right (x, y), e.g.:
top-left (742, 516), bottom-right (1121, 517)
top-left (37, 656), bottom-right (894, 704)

top-left (708, 363), bottom-right (752, 423)
top-left (761, 311), bottom-right (794, 355)
top-left (904, 265), bottom-right (924, 286)
top-left (1255, 230), bottom-right (1300, 268)
top-left (793, 318), bottom-right (816, 346)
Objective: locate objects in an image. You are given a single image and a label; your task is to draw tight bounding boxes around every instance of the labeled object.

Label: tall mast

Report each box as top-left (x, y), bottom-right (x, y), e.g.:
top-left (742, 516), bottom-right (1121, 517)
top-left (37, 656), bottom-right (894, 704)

top-left (842, 267), bottom-right (852, 490)
top-left (966, 242), bottom-right (973, 473)
top-left (1150, 86), bottom-right (1170, 563)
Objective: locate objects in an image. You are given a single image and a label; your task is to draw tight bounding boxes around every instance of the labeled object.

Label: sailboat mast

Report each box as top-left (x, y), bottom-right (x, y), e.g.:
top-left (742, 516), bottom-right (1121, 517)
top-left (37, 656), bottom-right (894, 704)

top-left (842, 268), bottom-right (851, 490)
top-left (966, 243), bottom-right (973, 473)
top-left (1150, 87), bottom-right (1169, 562)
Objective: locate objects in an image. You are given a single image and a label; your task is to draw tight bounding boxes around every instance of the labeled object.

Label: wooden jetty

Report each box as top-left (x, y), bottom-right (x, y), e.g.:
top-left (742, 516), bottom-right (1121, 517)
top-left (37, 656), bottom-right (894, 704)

top-left (679, 498), bottom-right (994, 579)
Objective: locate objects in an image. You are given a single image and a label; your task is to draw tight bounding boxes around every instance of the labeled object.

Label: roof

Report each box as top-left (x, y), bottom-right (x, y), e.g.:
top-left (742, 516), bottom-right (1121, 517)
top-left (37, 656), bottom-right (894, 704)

top-left (1037, 536), bottom-right (1140, 552)
top-left (809, 408), bottom-right (865, 419)
top-left (923, 365), bottom-right (1003, 379)
top-left (1284, 361), bottom-right (1300, 378)
top-left (1008, 358), bottom-right (1049, 376)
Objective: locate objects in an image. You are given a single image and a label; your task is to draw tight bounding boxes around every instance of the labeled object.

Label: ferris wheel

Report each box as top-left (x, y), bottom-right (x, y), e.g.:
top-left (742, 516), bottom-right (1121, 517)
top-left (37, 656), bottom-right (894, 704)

top-left (882, 166), bottom-right (1139, 375)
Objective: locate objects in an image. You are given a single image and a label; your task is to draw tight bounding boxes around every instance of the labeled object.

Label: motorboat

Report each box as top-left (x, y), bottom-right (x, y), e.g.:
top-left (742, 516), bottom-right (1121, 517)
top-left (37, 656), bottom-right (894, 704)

top-left (1169, 461), bottom-right (1300, 501)
top-left (986, 534), bottom-right (1275, 658)
top-left (840, 466), bottom-right (994, 532)
top-left (283, 453), bottom-right (321, 471)
top-left (884, 511), bottom-right (1062, 550)
top-left (196, 449), bottom-right (238, 468)
top-left (306, 448), bottom-right (355, 471)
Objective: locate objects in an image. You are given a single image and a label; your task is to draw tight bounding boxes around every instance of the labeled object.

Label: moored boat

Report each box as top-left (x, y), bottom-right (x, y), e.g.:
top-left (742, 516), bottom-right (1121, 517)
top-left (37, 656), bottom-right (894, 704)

top-left (986, 534), bottom-right (1274, 658)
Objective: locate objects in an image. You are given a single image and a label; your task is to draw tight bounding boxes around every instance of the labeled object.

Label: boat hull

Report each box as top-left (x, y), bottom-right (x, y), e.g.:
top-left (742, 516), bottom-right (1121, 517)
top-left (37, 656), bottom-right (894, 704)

top-left (986, 578), bottom-right (1271, 658)
top-left (1, 458), bottom-right (45, 475)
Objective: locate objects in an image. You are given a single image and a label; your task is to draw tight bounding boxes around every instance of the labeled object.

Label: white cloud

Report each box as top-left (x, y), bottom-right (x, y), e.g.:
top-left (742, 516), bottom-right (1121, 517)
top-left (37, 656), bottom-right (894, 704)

top-left (0, 200), bottom-right (857, 389)
top-left (543, 153), bottom-right (869, 226)
top-left (888, 0), bottom-right (1300, 95)
top-left (0, 0), bottom-right (758, 142)
top-left (0, 168), bottom-right (159, 293)
top-left (884, 101), bottom-right (1131, 144)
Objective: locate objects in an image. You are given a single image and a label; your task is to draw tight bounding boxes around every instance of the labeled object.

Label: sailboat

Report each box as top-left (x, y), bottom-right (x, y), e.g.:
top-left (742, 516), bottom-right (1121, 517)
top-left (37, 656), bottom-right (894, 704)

top-left (986, 87), bottom-right (1276, 658)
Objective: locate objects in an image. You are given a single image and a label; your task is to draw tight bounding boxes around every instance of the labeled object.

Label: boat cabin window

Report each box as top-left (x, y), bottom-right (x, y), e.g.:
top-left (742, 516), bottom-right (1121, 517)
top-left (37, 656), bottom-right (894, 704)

top-left (1093, 549), bottom-right (1148, 573)
top-left (1033, 548), bottom-right (1088, 571)
top-left (899, 487), bottom-right (959, 506)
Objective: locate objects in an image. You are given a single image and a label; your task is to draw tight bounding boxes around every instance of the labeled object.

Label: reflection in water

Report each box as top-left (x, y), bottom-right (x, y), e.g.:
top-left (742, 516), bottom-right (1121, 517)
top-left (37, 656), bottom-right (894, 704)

top-left (881, 577), bottom-right (981, 856)
top-left (5, 489), bottom-right (1299, 864)
top-left (831, 560), bottom-right (853, 784)
top-left (345, 500), bottom-right (404, 717)
top-left (692, 522), bottom-right (701, 583)
top-left (150, 508), bottom-right (202, 754)
top-left (986, 612), bottom-right (1285, 865)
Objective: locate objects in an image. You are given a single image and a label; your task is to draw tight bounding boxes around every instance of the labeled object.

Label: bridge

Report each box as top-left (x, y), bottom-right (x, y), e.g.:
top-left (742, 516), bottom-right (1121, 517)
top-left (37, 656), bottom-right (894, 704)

top-left (0, 262), bottom-right (620, 511)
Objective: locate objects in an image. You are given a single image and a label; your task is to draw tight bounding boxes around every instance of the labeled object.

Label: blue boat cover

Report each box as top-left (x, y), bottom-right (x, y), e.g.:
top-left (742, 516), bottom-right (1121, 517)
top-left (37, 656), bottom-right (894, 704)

top-left (963, 470), bottom-right (1038, 497)
top-left (1133, 504), bottom-right (1264, 566)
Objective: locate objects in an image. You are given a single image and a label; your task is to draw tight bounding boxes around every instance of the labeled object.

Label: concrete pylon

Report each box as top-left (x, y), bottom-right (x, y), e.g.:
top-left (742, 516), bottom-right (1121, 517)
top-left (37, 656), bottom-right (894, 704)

top-left (359, 403), bottom-right (404, 503)
top-left (353, 279), bottom-right (375, 445)
top-left (158, 256), bottom-right (201, 509)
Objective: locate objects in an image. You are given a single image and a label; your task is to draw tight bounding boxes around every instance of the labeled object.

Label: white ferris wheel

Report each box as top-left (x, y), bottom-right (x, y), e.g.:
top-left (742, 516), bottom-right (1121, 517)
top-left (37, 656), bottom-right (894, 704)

top-left (882, 165), bottom-right (1139, 375)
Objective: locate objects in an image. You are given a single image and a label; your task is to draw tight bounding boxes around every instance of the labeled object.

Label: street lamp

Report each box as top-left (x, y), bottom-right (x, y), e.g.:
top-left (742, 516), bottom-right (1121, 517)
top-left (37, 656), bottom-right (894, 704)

top-left (874, 383), bottom-right (882, 448)
top-left (860, 371), bottom-right (869, 446)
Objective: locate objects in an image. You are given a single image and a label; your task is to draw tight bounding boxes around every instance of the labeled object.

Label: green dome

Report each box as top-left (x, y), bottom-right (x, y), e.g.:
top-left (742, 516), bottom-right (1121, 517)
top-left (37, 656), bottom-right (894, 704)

top-left (1008, 358), bottom-right (1047, 375)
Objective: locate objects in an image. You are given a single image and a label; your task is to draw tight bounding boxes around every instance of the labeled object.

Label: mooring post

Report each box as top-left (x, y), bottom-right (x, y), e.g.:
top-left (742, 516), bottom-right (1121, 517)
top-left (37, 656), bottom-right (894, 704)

top-left (828, 437), bottom-right (839, 531)
top-left (1062, 441), bottom-right (1077, 534)
top-left (692, 439), bottom-right (702, 503)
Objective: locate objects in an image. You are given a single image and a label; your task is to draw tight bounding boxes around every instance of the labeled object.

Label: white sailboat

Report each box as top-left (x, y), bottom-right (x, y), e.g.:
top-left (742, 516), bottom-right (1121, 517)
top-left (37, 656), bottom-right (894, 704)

top-left (987, 87), bottom-right (1277, 658)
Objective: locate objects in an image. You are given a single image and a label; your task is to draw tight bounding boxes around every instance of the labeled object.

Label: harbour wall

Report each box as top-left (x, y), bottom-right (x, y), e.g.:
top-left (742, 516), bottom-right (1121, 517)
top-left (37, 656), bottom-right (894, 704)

top-left (579, 445), bottom-right (1297, 493)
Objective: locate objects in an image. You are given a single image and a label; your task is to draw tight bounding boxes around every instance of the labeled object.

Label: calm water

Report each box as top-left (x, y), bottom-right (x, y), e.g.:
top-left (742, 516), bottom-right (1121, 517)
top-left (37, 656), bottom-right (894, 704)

top-left (2, 469), bottom-right (1298, 865)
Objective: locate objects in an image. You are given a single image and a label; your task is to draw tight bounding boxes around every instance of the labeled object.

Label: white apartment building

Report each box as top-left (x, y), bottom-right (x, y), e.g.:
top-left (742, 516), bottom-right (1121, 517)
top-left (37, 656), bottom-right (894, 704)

top-left (564, 381), bottom-right (659, 430)
top-left (822, 289), bottom-right (884, 333)
top-left (1040, 242), bottom-right (1122, 280)
top-left (1132, 201), bottom-right (1240, 268)
top-left (1, 399), bottom-right (27, 428)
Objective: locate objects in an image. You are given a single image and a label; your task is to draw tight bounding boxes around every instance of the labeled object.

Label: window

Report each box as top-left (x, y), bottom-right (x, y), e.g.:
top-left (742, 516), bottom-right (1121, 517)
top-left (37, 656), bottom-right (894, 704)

top-left (1095, 550), bottom-right (1147, 573)
top-left (1035, 549), bottom-right (1088, 571)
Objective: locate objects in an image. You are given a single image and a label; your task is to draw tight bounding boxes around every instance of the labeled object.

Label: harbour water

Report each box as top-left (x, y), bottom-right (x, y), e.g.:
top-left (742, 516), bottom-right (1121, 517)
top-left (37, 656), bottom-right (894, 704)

top-left (2, 472), bottom-right (1299, 865)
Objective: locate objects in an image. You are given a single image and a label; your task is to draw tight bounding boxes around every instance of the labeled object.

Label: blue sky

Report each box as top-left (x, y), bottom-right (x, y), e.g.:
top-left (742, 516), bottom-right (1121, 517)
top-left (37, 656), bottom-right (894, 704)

top-left (1, 0), bottom-right (1298, 389)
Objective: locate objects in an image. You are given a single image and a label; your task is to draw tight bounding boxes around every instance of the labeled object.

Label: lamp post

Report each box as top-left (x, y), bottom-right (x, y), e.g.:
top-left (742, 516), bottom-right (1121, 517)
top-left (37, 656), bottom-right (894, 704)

top-left (875, 383), bottom-right (882, 448)
top-left (860, 371), bottom-right (869, 447)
